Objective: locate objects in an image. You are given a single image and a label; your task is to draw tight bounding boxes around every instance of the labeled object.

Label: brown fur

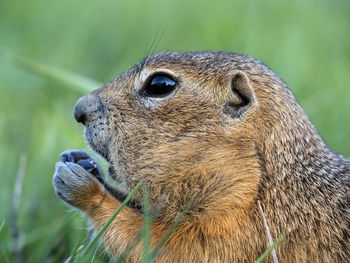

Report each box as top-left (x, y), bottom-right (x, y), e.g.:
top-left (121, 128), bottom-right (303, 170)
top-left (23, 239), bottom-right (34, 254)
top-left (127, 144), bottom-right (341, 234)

top-left (54, 51), bottom-right (350, 262)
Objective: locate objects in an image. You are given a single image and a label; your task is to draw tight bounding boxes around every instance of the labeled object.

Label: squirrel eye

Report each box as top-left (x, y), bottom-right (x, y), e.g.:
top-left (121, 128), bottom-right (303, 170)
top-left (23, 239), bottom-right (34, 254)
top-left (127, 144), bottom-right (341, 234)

top-left (141, 74), bottom-right (177, 98)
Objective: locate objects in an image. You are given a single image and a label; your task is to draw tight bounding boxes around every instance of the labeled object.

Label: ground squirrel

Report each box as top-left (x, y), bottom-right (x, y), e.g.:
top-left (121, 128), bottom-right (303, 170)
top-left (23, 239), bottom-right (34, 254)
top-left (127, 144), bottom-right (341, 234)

top-left (53, 51), bottom-right (350, 262)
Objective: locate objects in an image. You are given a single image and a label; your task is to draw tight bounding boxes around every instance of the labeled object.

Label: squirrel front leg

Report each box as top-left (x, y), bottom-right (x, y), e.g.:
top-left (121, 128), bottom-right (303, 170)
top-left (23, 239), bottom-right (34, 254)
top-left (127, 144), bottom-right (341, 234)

top-left (52, 151), bottom-right (167, 261)
top-left (82, 183), bottom-right (145, 260)
top-left (53, 150), bottom-right (186, 262)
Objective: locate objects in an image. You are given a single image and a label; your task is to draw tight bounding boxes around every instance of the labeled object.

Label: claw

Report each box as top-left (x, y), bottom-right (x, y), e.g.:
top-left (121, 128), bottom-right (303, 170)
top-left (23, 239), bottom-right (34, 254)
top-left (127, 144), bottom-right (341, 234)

top-left (59, 150), bottom-right (103, 180)
top-left (77, 159), bottom-right (97, 173)
top-left (60, 150), bottom-right (91, 163)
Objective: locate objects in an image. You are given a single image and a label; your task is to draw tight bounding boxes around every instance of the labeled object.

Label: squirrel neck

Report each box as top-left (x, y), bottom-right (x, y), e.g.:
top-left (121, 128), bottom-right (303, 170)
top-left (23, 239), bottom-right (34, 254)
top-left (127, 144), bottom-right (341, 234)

top-left (254, 101), bottom-right (350, 244)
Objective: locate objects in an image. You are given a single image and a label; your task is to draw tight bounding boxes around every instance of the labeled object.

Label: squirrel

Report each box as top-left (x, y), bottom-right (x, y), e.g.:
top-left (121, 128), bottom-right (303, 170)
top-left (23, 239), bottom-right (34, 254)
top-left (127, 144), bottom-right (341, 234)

top-left (53, 51), bottom-right (350, 262)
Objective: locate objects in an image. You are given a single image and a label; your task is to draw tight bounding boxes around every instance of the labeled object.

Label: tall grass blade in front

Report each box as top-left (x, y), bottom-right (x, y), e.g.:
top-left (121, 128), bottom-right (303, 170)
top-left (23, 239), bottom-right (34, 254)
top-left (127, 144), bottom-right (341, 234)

top-left (141, 187), bottom-right (152, 263)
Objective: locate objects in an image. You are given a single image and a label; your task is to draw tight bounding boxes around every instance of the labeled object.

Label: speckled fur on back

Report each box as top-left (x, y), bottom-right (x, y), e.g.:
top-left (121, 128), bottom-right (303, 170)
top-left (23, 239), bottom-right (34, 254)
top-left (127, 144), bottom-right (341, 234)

top-left (53, 51), bottom-right (350, 262)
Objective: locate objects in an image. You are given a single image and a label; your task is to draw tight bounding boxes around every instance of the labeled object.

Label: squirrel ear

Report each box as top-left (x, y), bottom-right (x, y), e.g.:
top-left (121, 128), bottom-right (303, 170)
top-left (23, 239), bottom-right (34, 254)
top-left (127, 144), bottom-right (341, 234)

top-left (224, 70), bottom-right (257, 119)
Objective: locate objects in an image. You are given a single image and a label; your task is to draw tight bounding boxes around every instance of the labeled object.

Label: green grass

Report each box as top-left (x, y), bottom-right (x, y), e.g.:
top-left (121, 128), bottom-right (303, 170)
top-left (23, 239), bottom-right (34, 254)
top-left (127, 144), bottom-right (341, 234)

top-left (0, 0), bottom-right (349, 262)
top-left (255, 236), bottom-right (285, 263)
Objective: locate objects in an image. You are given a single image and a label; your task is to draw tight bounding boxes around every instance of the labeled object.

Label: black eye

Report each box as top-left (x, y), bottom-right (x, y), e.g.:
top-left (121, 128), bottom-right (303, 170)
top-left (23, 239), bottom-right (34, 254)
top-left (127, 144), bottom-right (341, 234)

top-left (141, 74), bottom-right (177, 98)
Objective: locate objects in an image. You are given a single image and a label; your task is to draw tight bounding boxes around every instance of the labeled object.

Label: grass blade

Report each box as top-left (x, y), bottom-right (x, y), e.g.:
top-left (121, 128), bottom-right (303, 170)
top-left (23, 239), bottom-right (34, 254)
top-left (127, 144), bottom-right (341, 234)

top-left (1, 246), bottom-right (11, 263)
top-left (0, 219), bottom-right (10, 263)
top-left (0, 219), bottom-right (5, 233)
top-left (142, 187), bottom-right (152, 263)
top-left (29, 212), bottom-right (77, 263)
top-left (255, 235), bottom-right (284, 263)
top-left (79, 181), bottom-right (142, 259)
top-left (0, 52), bottom-right (101, 93)
top-left (66, 245), bottom-right (84, 263)
top-left (11, 153), bottom-right (26, 263)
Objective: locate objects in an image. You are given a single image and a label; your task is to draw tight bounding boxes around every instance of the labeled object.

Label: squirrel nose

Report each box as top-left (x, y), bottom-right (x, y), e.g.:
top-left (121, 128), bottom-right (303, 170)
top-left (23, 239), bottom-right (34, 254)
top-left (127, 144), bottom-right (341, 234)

top-left (74, 103), bottom-right (86, 124)
top-left (74, 93), bottom-right (98, 125)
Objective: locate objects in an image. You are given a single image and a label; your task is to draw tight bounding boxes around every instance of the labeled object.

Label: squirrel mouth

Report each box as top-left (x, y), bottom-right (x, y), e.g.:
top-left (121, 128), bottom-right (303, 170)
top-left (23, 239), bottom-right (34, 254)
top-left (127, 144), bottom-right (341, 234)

top-left (108, 166), bottom-right (120, 181)
top-left (84, 127), bottom-right (119, 182)
top-left (89, 146), bottom-right (117, 181)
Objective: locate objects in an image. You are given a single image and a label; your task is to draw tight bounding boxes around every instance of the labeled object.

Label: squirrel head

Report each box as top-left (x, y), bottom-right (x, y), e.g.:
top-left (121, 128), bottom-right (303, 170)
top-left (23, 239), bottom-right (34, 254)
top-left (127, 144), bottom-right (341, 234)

top-left (73, 51), bottom-right (311, 222)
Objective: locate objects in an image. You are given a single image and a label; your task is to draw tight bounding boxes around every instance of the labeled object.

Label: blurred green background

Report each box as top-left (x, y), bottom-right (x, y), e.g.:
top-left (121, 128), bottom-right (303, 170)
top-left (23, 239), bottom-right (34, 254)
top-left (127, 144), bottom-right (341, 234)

top-left (0, 0), bottom-right (349, 262)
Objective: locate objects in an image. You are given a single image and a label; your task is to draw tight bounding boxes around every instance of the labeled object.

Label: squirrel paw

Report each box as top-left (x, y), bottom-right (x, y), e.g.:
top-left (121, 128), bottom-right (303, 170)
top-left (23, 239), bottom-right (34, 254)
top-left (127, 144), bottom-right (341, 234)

top-left (60, 150), bottom-right (105, 184)
top-left (53, 160), bottom-right (102, 208)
